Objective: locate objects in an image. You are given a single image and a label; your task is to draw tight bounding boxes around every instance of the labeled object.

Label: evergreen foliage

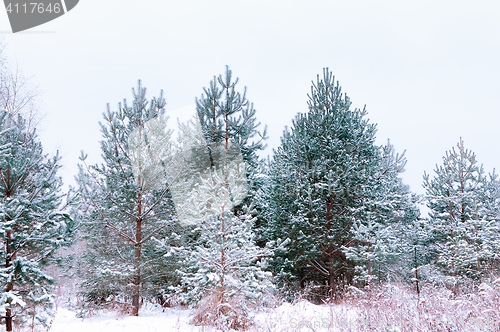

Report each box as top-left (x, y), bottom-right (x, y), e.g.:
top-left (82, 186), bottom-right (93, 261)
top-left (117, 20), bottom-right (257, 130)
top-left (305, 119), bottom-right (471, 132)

top-left (195, 66), bottom-right (268, 243)
top-left (172, 166), bottom-right (274, 307)
top-left (74, 81), bottom-right (182, 316)
top-left (160, 68), bottom-right (274, 328)
top-left (195, 65), bottom-right (267, 170)
top-left (344, 141), bottom-right (421, 286)
top-left (423, 138), bottom-right (500, 292)
top-left (265, 69), bottom-right (419, 299)
top-left (0, 110), bottom-right (73, 331)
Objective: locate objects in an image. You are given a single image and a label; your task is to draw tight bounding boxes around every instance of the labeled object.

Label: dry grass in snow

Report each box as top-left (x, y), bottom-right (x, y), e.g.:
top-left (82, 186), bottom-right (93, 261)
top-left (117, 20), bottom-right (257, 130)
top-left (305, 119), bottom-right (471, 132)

top-left (13, 281), bottom-right (500, 331)
top-left (253, 281), bottom-right (500, 331)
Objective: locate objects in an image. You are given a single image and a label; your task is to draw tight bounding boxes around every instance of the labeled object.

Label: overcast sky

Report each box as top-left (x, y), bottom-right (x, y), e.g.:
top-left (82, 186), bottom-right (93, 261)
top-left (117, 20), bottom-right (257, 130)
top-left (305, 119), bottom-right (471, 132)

top-left (1, 0), bottom-right (500, 205)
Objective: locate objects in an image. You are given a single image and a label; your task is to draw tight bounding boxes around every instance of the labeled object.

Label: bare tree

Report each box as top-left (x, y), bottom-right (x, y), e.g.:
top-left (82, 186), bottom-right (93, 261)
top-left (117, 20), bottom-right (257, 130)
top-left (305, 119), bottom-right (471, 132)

top-left (0, 40), bottom-right (42, 132)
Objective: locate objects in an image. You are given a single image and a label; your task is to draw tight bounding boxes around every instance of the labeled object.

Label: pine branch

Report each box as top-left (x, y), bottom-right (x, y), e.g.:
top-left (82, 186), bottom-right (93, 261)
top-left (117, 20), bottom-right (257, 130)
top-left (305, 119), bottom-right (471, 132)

top-left (173, 247), bottom-right (216, 267)
top-left (139, 225), bottom-right (167, 245)
top-left (110, 115), bottom-right (132, 185)
top-left (9, 165), bottom-right (30, 192)
top-left (81, 181), bottom-right (137, 245)
top-left (27, 162), bottom-right (58, 203)
top-left (308, 259), bottom-right (329, 276)
top-left (140, 169), bottom-right (182, 219)
top-left (82, 157), bottom-right (137, 220)
top-left (226, 251), bottom-right (271, 267)
top-left (36, 249), bottom-right (55, 263)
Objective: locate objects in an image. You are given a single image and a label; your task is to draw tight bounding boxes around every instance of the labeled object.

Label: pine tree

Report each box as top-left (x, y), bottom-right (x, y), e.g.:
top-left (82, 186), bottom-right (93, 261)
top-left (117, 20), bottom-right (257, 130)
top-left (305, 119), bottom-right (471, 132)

top-left (266, 69), bottom-right (418, 298)
top-left (0, 110), bottom-right (73, 331)
top-left (344, 141), bottom-right (421, 286)
top-left (423, 138), bottom-right (500, 292)
top-left (159, 69), bottom-right (274, 328)
top-left (75, 81), bottom-right (181, 316)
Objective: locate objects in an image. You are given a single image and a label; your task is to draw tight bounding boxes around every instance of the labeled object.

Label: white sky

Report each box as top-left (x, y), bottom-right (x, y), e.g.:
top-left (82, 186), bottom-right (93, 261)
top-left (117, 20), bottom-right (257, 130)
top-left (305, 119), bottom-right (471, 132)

top-left (1, 0), bottom-right (500, 202)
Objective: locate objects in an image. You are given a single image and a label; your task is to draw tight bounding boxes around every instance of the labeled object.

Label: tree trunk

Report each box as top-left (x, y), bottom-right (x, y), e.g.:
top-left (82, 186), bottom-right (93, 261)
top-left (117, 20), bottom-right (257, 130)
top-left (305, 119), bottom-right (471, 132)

top-left (6, 301), bottom-right (12, 332)
top-left (328, 274), bottom-right (336, 299)
top-left (328, 245), bottom-right (336, 300)
top-left (132, 194), bottom-right (142, 316)
top-left (220, 205), bottom-right (226, 300)
top-left (414, 247), bottom-right (420, 300)
top-left (132, 242), bottom-right (141, 316)
top-left (367, 241), bottom-right (372, 287)
top-left (5, 230), bottom-right (13, 332)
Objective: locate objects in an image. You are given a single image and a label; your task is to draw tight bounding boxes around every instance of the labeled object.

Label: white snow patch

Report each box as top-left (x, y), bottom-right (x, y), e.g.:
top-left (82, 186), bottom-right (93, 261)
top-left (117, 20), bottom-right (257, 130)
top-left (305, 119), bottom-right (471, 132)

top-left (48, 306), bottom-right (205, 332)
top-left (20, 301), bottom-right (359, 332)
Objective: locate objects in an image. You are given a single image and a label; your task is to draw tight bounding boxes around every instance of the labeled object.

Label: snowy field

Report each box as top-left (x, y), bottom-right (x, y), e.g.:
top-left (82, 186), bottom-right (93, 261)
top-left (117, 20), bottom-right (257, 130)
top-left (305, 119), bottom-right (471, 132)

top-left (7, 282), bottom-right (500, 332)
top-left (17, 301), bottom-right (355, 332)
top-left (46, 283), bottom-right (500, 332)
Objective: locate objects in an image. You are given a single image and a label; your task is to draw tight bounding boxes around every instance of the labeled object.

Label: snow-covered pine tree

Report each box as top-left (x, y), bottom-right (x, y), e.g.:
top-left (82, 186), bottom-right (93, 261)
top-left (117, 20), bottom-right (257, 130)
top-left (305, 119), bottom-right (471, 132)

top-left (162, 69), bottom-right (274, 329)
top-left (344, 141), bottom-right (420, 286)
top-left (423, 138), bottom-right (500, 293)
top-left (75, 81), bottom-right (181, 316)
top-left (266, 69), bottom-right (418, 299)
top-left (0, 110), bottom-right (74, 331)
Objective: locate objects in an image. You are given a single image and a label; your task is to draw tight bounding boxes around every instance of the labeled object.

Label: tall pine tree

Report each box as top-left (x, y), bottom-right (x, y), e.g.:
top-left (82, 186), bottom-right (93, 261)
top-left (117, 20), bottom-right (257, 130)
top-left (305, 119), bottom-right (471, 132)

top-left (75, 81), bottom-right (181, 316)
top-left (166, 67), bottom-right (273, 328)
top-left (266, 69), bottom-right (418, 299)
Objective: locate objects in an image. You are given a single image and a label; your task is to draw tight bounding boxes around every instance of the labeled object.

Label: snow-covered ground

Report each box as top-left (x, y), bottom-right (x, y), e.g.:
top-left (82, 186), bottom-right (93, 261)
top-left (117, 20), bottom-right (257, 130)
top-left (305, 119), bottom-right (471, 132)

top-left (42, 301), bottom-right (353, 332)
top-left (50, 306), bottom-right (196, 332)
top-left (11, 283), bottom-right (500, 332)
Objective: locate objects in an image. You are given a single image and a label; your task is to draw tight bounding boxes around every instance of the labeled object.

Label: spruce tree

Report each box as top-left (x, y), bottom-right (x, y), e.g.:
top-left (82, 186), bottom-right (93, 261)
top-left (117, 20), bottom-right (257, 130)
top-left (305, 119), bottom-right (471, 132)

top-left (0, 110), bottom-right (73, 331)
top-left (75, 81), bottom-right (181, 316)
